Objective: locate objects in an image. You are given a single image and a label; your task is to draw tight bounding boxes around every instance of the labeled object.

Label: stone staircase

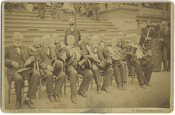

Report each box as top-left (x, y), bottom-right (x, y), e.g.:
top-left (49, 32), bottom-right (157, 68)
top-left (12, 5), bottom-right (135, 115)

top-left (4, 8), bottom-right (120, 46)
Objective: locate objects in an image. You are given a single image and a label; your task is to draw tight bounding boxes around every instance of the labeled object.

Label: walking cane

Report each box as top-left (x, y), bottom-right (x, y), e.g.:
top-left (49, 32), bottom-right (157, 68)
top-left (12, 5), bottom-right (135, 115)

top-left (36, 61), bottom-right (42, 99)
top-left (63, 61), bottom-right (67, 99)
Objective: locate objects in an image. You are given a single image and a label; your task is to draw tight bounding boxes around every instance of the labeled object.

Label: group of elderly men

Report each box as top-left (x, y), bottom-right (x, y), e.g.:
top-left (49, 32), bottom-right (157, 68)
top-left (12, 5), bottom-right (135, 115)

top-left (5, 17), bottom-right (154, 109)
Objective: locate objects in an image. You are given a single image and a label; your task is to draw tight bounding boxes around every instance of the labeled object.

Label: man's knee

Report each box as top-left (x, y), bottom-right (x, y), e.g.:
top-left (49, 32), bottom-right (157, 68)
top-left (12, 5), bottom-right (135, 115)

top-left (32, 70), bottom-right (40, 77)
top-left (55, 60), bottom-right (63, 66)
top-left (91, 64), bottom-right (98, 70)
top-left (86, 70), bottom-right (93, 78)
top-left (59, 72), bottom-right (66, 79)
top-left (14, 72), bottom-right (23, 82)
top-left (44, 69), bottom-right (53, 76)
top-left (108, 67), bottom-right (113, 73)
top-left (69, 69), bottom-right (78, 76)
top-left (54, 60), bottom-right (63, 70)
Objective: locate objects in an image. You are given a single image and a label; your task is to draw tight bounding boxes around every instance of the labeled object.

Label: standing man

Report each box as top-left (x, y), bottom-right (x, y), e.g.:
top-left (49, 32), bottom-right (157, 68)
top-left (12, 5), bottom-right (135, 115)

top-left (5, 32), bottom-right (40, 109)
top-left (139, 20), bottom-right (154, 49)
top-left (160, 21), bottom-right (170, 71)
top-left (36, 34), bottom-right (66, 103)
top-left (92, 3), bottom-right (100, 21)
top-left (38, 3), bottom-right (46, 19)
top-left (64, 17), bottom-right (81, 47)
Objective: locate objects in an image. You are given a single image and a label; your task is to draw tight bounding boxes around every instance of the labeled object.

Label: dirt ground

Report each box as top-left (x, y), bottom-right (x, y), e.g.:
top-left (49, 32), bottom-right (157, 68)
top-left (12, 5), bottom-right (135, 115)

top-left (4, 72), bottom-right (171, 110)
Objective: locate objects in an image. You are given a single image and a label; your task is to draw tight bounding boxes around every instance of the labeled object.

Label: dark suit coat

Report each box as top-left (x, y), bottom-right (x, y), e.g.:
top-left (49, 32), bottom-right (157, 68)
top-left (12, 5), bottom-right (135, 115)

top-left (37, 46), bottom-right (57, 69)
top-left (139, 27), bottom-right (154, 46)
top-left (160, 27), bottom-right (170, 46)
top-left (64, 27), bottom-right (81, 47)
top-left (55, 46), bottom-right (68, 62)
top-left (5, 45), bottom-right (35, 83)
top-left (97, 43), bottom-right (112, 64)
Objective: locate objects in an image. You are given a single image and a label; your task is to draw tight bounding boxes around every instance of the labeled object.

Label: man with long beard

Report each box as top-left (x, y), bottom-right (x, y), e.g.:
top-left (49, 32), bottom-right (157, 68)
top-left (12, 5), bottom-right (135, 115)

top-left (5, 32), bottom-right (40, 109)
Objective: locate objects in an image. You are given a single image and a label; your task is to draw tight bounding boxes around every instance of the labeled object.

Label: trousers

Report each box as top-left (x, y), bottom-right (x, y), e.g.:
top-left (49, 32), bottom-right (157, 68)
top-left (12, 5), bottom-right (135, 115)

top-left (91, 62), bottom-right (101, 90)
top-left (78, 68), bottom-right (93, 92)
top-left (162, 45), bottom-right (168, 71)
top-left (132, 59), bottom-right (145, 86)
top-left (13, 69), bottom-right (39, 101)
top-left (43, 60), bottom-right (66, 96)
top-left (140, 59), bottom-right (154, 84)
top-left (102, 65), bottom-right (113, 89)
top-left (66, 65), bottom-right (78, 96)
top-left (113, 61), bottom-right (127, 85)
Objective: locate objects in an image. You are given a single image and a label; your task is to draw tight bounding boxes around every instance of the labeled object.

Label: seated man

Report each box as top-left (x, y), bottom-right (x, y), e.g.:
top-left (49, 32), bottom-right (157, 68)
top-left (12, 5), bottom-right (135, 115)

top-left (78, 34), bottom-right (101, 95)
top-left (36, 34), bottom-right (66, 103)
top-left (138, 46), bottom-right (154, 86)
top-left (126, 42), bottom-right (153, 89)
top-left (93, 34), bottom-right (113, 93)
top-left (29, 37), bottom-right (42, 55)
top-left (64, 35), bottom-right (93, 103)
top-left (108, 39), bottom-right (127, 90)
top-left (5, 32), bottom-right (40, 109)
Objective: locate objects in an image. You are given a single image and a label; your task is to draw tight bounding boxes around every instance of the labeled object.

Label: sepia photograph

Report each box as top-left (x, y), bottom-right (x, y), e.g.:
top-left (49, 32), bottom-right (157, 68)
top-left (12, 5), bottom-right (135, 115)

top-left (1, 0), bottom-right (174, 113)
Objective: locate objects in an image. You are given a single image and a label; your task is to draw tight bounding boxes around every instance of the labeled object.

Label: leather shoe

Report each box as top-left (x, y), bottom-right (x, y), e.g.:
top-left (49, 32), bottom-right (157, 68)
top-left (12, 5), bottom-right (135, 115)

top-left (122, 82), bottom-right (126, 90)
top-left (55, 95), bottom-right (61, 103)
top-left (48, 95), bottom-right (55, 103)
top-left (102, 87), bottom-right (111, 93)
top-left (117, 84), bottom-right (122, 90)
top-left (146, 83), bottom-right (152, 87)
top-left (78, 90), bottom-right (88, 98)
top-left (140, 85), bottom-right (146, 89)
top-left (24, 99), bottom-right (35, 109)
top-left (97, 89), bottom-right (101, 95)
top-left (16, 100), bottom-right (22, 109)
top-left (71, 95), bottom-right (77, 104)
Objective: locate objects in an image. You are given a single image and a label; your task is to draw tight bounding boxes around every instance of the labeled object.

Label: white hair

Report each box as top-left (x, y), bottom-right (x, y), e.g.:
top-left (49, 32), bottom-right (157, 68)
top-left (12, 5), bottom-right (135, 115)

top-left (12, 32), bottom-right (23, 39)
top-left (42, 34), bottom-right (52, 42)
top-left (67, 35), bottom-right (75, 45)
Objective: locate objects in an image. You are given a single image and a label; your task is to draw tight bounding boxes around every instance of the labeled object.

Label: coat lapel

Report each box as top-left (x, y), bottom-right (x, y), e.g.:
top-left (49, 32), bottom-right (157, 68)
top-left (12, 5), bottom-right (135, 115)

top-left (20, 46), bottom-right (25, 57)
top-left (12, 45), bottom-right (21, 56)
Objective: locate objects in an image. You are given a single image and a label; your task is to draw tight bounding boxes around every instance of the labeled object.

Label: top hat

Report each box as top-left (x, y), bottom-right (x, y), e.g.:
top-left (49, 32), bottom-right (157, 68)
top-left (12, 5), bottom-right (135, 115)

top-left (112, 53), bottom-right (122, 64)
top-left (128, 43), bottom-right (138, 54)
top-left (130, 45), bottom-right (138, 54)
top-left (112, 53), bottom-right (122, 60)
top-left (99, 60), bottom-right (111, 70)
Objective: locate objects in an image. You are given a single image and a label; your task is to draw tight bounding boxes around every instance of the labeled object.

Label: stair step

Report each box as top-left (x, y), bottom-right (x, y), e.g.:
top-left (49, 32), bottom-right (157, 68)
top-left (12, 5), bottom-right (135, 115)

top-left (4, 13), bottom-right (107, 21)
top-left (4, 19), bottom-right (113, 26)
top-left (5, 31), bottom-right (118, 36)
top-left (4, 15), bottom-right (110, 24)
top-left (5, 28), bottom-right (119, 33)
top-left (4, 7), bottom-right (122, 47)
top-left (4, 24), bottom-right (118, 31)
top-left (5, 36), bottom-right (116, 44)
